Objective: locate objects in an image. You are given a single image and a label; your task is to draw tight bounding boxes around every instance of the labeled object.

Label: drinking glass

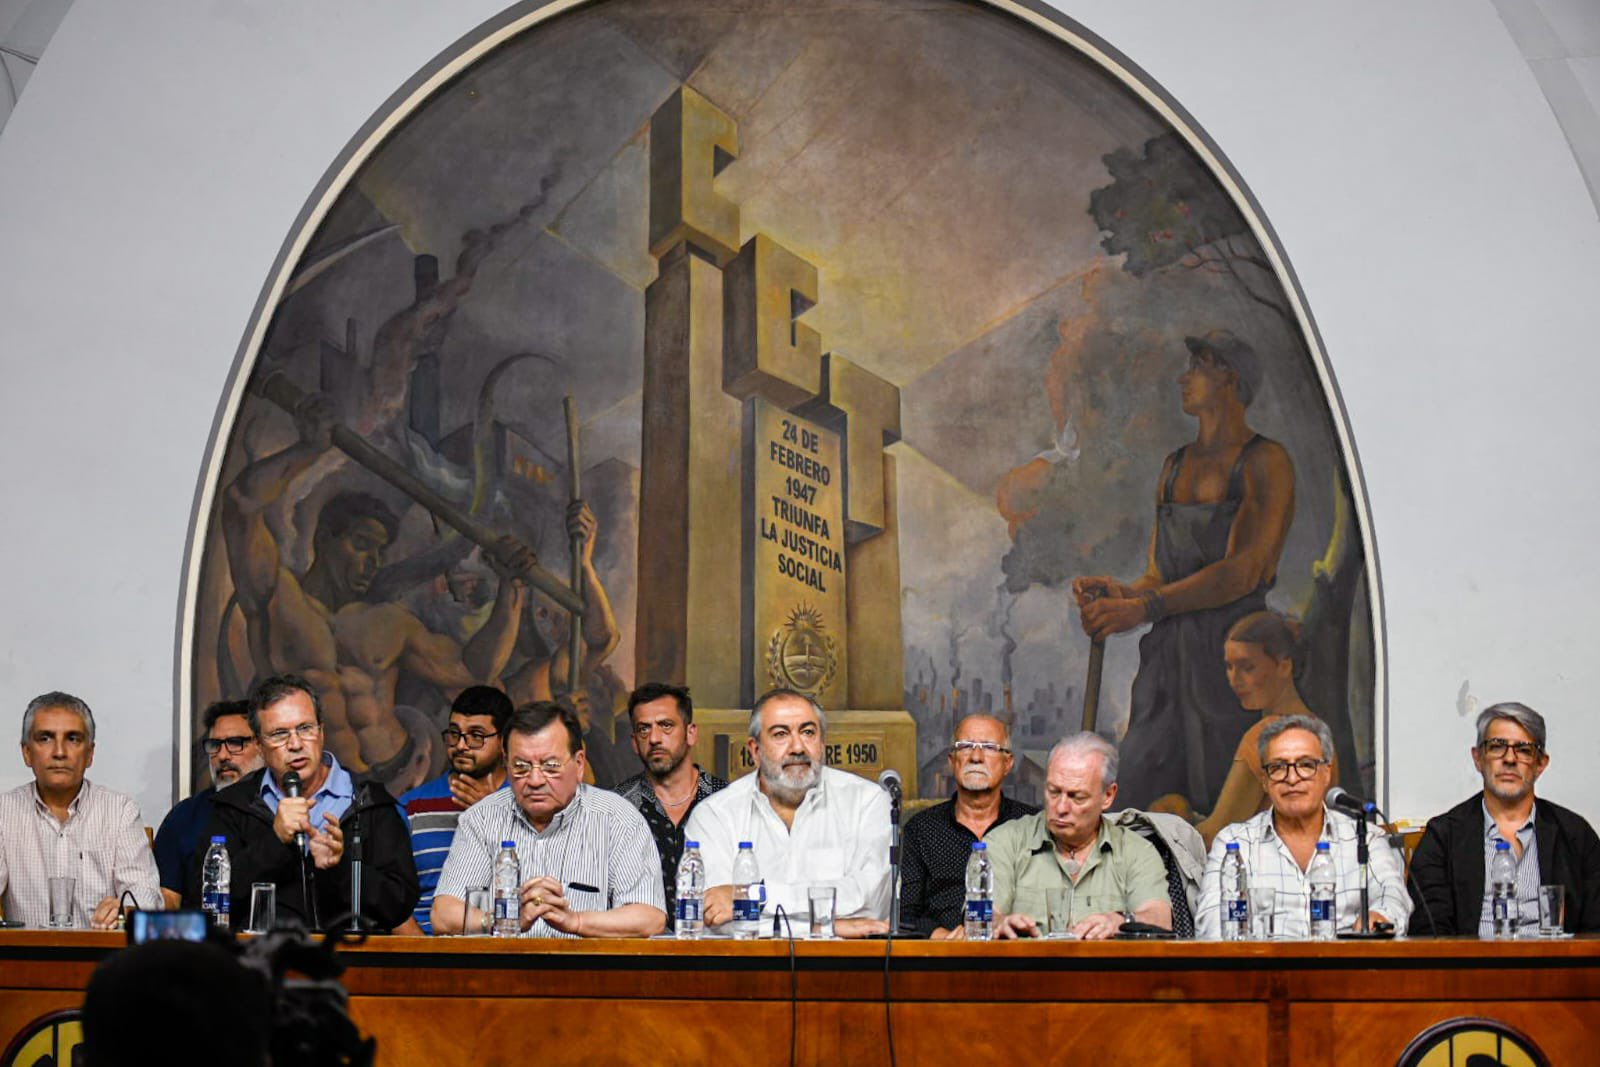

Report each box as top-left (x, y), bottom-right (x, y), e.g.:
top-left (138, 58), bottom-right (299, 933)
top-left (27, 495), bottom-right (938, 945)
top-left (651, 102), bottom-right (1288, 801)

top-left (47, 877), bottom-right (76, 929)
top-left (464, 886), bottom-right (492, 935)
top-left (807, 886), bottom-right (837, 938)
top-left (1538, 884), bottom-right (1567, 937)
top-left (1046, 887), bottom-right (1076, 938)
top-left (1248, 885), bottom-right (1278, 941)
top-left (247, 883), bottom-right (276, 934)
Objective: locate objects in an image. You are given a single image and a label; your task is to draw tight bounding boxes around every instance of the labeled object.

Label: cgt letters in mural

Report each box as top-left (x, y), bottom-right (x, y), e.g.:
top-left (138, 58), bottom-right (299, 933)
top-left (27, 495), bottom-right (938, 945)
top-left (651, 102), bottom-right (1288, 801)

top-left (188, 0), bottom-right (1377, 827)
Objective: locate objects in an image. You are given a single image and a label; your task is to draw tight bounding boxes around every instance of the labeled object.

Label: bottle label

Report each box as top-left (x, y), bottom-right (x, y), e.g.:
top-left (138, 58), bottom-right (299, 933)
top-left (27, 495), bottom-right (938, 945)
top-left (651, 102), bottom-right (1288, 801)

top-left (1226, 899), bottom-right (1249, 923)
top-left (1309, 899), bottom-right (1333, 922)
top-left (677, 898), bottom-right (702, 923)
top-left (203, 890), bottom-right (228, 915)
top-left (494, 894), bottom-right (517, 921)
top-left (733, 897), bottom-right (762, 922)
top-left (965, 899), bottom-right (993, 923)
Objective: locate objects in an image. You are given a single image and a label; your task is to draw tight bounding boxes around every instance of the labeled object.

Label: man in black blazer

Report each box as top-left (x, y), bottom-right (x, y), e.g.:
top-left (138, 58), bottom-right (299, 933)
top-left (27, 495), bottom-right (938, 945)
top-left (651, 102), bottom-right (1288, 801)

top-left (1408, 702), bottom-right (1600, 935)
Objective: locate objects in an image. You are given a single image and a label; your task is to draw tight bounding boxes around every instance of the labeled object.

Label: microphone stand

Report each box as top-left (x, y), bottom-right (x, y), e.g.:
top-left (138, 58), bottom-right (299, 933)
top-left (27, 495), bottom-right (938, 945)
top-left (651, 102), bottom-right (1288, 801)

top-left (348, 822), bottom-right (366, 932)
top-left (887, 782), bottom-right (902, 935)
top-left (1355, 815), bottom-right (1370, 935)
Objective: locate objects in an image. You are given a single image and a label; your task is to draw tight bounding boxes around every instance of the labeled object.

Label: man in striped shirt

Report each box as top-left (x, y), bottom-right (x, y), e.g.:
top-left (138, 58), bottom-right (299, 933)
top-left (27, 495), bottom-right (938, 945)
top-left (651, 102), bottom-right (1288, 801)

top-left (397, 686), bottom-right (512, 933)
top-left (431, 701), bottom-right (665, 937)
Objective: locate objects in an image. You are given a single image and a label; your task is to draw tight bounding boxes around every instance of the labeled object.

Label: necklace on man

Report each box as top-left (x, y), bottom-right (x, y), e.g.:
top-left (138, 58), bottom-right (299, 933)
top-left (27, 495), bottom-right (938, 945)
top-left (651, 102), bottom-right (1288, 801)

top-left (656, 781), bottom-right (696, 808)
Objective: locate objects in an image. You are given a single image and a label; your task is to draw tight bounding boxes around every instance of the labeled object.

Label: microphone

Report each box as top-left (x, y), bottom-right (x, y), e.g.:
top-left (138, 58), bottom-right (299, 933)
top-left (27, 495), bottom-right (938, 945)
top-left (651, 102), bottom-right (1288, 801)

top-left (283, 770), bottom-right (307, 851)
top-left (877, 768), bottom-right (903, 803)
top-left (1326, 786), bottom-right (1379, 820)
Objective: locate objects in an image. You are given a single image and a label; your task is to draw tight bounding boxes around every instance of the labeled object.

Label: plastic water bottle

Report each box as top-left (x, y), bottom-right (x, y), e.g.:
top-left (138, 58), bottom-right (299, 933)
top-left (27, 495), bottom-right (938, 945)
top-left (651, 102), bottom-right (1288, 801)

top-left (1307, 841), bottom-right (1336, 940)
top-left (676, 840), bottom-right (706, 940)
top-left (1221, 841), bottom-right (1249, 941)
top-left (1489, 840), bottom-right (1518, 939)
top-left (200, 836), bottom-right (231, 931)
top-left (492, 840), bottom-right (521, 937)
top-left (731, 841), bottom-right (763, 940)
top-left (964, 842), bottom-right (994, 940)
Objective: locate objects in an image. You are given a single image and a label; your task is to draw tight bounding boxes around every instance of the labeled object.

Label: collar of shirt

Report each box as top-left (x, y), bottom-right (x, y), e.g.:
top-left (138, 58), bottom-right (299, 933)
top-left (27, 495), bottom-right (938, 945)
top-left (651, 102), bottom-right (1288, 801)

top-left (260, 754), bottom-right (354, 810)
top-left (1480, 798), bottom-right (1537, 844)
top-left (628, 768), bottom-right (717, 817)
top-left (749, 766), bottom-right (830, 825)
top-left (1260, 806), bottom-right (1348, 846)
top-left (1023, 813), bottom-right (1111, 873)
top-left (31, 779), bottom-right (90, 821)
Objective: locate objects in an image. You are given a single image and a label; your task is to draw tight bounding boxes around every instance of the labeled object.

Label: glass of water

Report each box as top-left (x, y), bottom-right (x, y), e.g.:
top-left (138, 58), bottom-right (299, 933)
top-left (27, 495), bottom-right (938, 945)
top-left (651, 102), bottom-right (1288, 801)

top-left (1249, 885), bottom-right (1278, 941)
top-left (807, 885), bottom-right (837, 938)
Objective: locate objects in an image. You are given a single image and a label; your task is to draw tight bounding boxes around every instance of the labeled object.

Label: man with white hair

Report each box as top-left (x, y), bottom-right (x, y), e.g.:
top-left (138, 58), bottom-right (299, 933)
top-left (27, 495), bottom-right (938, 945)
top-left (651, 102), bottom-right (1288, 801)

top-left (981, 731), bottom-right (1172, 940)
top-left (1408, 702), bottom-right (1600, 935)
top-left (685, 688), bottom-right (892, 938)
top-left (0, 691), bottom-right (162, 927)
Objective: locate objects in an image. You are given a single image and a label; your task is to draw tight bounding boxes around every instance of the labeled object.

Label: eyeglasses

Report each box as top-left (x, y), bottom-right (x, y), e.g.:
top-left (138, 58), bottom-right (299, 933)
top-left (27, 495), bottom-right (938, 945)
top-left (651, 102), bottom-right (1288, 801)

top-left (259, 723), bottom-right (322, 748)
top-left (443, 727), bottom-right (500, 749)
top-left (1481, 738), bottom-right (1542, 762)
top-left (1263, 757), bottom-right (1329, 783)
top-left (203, 736), bottom-right (255, 755)
top-left (509, 756), bottom-right (573, 779)
top-left (951, 740), bottom-right (1010, 757)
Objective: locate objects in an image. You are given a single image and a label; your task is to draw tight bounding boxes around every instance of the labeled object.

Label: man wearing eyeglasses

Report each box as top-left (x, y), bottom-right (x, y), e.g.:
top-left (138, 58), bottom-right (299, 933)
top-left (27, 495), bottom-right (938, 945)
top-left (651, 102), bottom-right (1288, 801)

top-left (397, 686), bottom-right (514, 933)
top-left (1407, 703), bottom-right (1600, 935)
top-left (189, 674), bottom-right (419, 930)
top-left (1197, 715), bottom-right (1408, 938)
top-left (431, 701), bottom-right (666, 936)
top-left (900, 715), bottom-right (1037, 937)
top-left (153, 700), bottom-right (263, 908)
top-left (612, 683), bottom-right (728, 920)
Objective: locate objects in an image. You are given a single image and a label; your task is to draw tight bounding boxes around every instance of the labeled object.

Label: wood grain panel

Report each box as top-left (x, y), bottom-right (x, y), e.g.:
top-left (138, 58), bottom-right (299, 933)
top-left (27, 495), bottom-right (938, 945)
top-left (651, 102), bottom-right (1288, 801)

top-left (1288, 1001), bottom-right (1597, 1067)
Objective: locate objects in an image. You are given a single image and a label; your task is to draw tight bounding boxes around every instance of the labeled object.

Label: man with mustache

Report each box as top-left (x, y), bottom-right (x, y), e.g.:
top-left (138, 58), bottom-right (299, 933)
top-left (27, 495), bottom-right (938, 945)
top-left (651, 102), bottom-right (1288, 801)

top-left (901, 714), bottom-right (1037, 937)
top-left (0, 692), bottom-right (162, 927)
top-left (1407, 703), bottom-right (1600, 935)
top-left (612, 683), bottom-right (727, 918)
top-left (189, 674), bottom-right (419, 930)
top-left (397, 685), bottom-right (514, 933)
top-left (153, 700), bottom-right (264, 908)
top-left (685, 689), bottom-right (892, 938)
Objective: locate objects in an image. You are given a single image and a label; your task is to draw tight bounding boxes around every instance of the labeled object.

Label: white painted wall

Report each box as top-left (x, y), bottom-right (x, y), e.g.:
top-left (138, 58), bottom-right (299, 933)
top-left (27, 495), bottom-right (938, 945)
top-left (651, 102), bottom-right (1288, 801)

top-left (0, 0), bottom-right (1595, 828)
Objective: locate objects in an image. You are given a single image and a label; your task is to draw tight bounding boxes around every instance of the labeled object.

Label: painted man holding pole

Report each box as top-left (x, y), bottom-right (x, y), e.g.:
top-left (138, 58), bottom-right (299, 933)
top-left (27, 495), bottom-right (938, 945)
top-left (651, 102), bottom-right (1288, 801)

top-left (1071, 331), bottom-right (1294, 813)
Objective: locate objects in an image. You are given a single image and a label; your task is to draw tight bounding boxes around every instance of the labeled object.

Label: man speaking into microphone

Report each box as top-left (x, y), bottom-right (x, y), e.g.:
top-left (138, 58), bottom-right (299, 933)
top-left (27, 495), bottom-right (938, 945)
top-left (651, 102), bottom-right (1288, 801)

top-left (187, 675), bottom-right (419, 931)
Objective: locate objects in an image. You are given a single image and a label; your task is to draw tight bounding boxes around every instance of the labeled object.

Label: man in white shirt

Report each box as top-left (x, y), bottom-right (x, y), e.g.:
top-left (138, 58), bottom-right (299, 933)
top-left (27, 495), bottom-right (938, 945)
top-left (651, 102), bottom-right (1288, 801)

top-left (1196, 714), bottom-right (1409, 938)
top-left (0, 691), bottom-right (161, 928)
top-left (686, 689), bottom-right (892, 938)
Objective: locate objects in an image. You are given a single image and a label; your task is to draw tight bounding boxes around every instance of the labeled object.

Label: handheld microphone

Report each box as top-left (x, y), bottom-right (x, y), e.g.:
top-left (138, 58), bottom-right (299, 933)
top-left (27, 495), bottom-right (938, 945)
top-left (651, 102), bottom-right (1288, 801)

top-left (282, 770), bottom-right (307, 850)
top-left (1326, 786), bottom-right (1379, 820)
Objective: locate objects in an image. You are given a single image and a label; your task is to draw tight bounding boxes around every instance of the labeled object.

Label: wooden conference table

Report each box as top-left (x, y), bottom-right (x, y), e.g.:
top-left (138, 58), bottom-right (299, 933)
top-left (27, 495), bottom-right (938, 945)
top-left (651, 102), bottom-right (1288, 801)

top-left (3, 931), bottom-right (1597, 1066)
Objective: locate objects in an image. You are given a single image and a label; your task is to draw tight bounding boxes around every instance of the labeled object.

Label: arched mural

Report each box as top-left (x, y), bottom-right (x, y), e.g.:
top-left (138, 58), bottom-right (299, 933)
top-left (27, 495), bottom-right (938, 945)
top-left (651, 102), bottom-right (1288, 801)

top-left (185, 0), bottom-right (1379, 819)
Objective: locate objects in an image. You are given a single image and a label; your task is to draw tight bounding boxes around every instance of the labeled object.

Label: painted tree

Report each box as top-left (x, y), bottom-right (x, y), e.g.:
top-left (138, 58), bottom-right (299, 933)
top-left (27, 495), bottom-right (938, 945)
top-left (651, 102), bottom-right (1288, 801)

top-left (1089, 132), bottom-right (1293, 329)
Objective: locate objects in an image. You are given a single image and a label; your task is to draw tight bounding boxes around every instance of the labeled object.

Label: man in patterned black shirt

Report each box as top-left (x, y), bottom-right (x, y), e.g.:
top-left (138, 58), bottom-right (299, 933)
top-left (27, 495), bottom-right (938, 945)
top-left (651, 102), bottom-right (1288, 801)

top-left (900, 714), bottom-right (1037, 936)
top-left (612, 684), bottom-right (728, 917)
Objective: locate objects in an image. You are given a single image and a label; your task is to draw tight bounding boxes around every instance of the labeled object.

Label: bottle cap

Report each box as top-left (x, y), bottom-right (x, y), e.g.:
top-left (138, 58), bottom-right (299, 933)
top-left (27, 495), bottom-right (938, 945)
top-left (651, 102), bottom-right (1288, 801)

top-left (738, 841), bottom-right (753, 849)
top-left (971, 842), bottom-right (986, 851)
top-left (1315, 841), bottom-right (1330, 851)
top-left (210, 836), bottom-right (225, 844)
top-left (501, 840), bottom-right (516, 849)
top-left (684, 840), bottom-right (699, 849)
top-left (1495, 840), bottom-right (1511, 850)
top-left (1225, 842), bottom-right (1240, 851)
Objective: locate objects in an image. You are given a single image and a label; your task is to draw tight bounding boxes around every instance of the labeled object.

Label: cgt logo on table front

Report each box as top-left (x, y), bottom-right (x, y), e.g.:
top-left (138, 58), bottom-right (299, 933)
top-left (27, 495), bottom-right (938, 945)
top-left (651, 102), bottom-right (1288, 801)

top-left (0, 1009), bottom-right (82, 1067)
top-left (1396, 1017), bottom-right (1549, 1067)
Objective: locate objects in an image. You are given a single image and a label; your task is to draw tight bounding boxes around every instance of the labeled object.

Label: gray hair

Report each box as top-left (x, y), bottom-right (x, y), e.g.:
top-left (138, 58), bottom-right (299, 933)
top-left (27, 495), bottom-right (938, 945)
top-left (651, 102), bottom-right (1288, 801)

top-left (1047, 731), bottom-right (1118, 788)
top-left (1475, 702), bottom-right (1546, 751)
top-left (747, 687), bottom-right (828, 739)
top-left (22, 691), bottom-right (96, 745)
top-left (952, 713), bottom-right (1012, 750)
top-left (1257, 714), bottom-right (1334, 764)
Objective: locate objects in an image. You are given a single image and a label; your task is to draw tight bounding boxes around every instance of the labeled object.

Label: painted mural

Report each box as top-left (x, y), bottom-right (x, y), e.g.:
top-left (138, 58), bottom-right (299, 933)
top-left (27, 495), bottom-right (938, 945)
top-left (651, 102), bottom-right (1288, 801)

top-left (188, 0), bottom-right (1377, 819)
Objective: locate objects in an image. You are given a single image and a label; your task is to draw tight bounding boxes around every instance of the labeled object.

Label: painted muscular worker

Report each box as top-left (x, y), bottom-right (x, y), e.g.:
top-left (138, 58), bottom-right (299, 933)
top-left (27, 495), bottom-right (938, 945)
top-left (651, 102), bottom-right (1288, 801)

top-left (222, 392), bottom-right (536, 790)
top-left (1072, 330), bottom-right (1295, 812)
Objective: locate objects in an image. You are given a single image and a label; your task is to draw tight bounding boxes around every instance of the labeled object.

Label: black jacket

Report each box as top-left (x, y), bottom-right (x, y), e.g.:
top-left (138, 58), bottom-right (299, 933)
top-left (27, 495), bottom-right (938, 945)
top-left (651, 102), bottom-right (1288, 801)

top-left (187, 768), bottom-right (419, 932)
top-left (1407, 792), bottom-right (1600, 935)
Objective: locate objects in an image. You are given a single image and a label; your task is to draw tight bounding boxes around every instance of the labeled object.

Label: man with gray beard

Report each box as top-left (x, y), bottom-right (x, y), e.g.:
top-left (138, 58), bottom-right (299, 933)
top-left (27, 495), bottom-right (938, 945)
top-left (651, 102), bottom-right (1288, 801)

top-left (685, 689), bottom-right (892, 937)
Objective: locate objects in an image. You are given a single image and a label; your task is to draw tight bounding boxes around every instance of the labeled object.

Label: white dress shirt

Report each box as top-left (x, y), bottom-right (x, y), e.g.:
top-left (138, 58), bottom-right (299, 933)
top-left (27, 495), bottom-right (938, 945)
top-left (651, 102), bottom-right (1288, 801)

top-left (685, 767), bottom-right (892, 924)
top-left (1196, 805), bottom-right (1411, 939)
top-left (0, 779), bottom-right (162, 926)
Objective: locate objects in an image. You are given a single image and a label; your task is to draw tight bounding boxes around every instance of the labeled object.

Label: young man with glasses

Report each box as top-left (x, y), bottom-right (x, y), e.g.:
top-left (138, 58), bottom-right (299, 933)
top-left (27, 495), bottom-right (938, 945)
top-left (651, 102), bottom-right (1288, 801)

top-left (611, 683), bottom-right (727, 921)
top-left (900, 714), bottom-right (1037, 936)
top-left (153, 700), bottom-right (263, 907)
top-left (431, 701), bottom-right (665, 937)
top-left (396, 685), bottom-right (514, 933)
top-left (1407, 702), bottom-right (1600, 935)
top-left (188, 674), bottom-right (419, 931)
top-left (1196, 714), bottom-right (1408, 938)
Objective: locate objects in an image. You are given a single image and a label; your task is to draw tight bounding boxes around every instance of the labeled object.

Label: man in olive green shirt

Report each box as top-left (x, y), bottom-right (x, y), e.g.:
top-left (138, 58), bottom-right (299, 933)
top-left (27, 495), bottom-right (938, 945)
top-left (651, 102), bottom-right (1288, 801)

top-left (984, 732), bottom-right (1172, 939)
